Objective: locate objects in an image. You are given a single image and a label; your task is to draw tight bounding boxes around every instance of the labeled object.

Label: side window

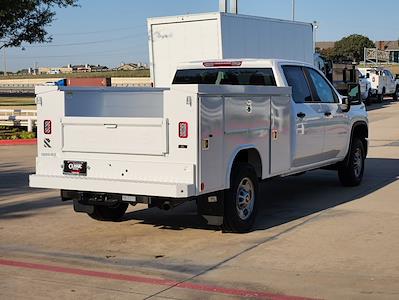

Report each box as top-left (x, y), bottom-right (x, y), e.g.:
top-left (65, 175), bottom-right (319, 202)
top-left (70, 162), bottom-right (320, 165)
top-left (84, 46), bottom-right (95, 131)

top-left (385, 70), bottom-right (394, 79)
top-left (172, 68), bottom-right (276, 86)
top-left (282, 66), bottom-right (312, 103)
top-left (307, 68), bottom-right (337, 103)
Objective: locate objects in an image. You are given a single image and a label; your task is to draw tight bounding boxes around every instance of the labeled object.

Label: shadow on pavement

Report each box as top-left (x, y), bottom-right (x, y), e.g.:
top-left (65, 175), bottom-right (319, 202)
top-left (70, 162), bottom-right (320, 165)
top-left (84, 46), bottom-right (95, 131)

top-left (0, 162), bottom-right (67, 219)
top-left (124, 157), bottom-right (399, 232)
top-left (0, 161), bottom-right (40, 198)
top-left (0, 196), bottom-right (70, 219)
top-left (1, 156), bottom-right (398, 232)
top-left (366, 97), bottom-right (398, 112)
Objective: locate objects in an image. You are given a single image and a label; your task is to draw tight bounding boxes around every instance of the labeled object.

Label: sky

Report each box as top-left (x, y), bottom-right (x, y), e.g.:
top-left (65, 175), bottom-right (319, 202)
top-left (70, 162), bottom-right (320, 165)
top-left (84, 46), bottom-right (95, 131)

top-left (4, 0), bottom-right (399, 72)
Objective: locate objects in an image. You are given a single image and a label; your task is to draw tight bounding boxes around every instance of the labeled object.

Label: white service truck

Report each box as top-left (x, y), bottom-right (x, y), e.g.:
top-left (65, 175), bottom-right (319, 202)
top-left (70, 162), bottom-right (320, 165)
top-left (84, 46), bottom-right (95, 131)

top-left (30, 59), bottom-right (368, 232)
top-left (358, 67), bottom-right (399, 102)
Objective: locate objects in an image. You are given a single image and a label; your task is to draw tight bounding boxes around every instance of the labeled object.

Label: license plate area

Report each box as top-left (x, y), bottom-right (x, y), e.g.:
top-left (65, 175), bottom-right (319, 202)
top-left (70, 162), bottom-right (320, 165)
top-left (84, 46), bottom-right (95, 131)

top-left (63, 160), bottom-right (87, 176)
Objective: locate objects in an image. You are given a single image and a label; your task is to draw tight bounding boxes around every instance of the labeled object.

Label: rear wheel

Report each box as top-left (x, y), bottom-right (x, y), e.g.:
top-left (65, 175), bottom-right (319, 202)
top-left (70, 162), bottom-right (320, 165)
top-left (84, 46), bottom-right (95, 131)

top-left (223, 163), bottom-right (259, 233)
top-left (88, 203), bottom-right (128, 221)
top-left (338, 138), bottom-right (365, 186)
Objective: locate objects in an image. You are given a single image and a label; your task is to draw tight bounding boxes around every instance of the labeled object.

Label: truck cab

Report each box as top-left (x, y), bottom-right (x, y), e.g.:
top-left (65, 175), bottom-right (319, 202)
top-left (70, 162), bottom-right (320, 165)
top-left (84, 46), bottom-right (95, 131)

top-left (358, 67), bottom-right (399, 102)
top-left (30, 59), bottom-right (368, 232)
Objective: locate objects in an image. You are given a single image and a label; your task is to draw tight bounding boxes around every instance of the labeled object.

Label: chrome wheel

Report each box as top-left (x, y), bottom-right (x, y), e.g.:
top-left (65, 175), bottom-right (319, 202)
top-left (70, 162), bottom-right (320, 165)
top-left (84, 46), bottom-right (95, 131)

top-left (353, 147), bottom-right (363, 178)
top-left (236, 177), bottom-right (255, 221)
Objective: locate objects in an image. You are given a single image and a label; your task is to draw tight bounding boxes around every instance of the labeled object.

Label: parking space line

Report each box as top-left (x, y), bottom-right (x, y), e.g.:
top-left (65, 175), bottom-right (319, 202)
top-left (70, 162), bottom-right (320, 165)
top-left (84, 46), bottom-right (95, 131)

top-left (0, 258), bottom-right (316, 300)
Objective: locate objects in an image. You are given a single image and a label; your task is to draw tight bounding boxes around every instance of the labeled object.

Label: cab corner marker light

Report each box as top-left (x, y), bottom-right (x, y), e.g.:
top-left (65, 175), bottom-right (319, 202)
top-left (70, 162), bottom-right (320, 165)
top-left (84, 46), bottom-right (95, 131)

top-left (44, 120), bottom-right (52, 134)
top-left (178, 122), bottom-right (188, 138)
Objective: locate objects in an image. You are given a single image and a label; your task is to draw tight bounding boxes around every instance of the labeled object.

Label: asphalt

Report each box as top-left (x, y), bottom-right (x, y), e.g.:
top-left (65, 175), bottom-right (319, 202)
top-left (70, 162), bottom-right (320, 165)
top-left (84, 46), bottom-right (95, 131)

top-left (0, 99), bottom-right (398, 299)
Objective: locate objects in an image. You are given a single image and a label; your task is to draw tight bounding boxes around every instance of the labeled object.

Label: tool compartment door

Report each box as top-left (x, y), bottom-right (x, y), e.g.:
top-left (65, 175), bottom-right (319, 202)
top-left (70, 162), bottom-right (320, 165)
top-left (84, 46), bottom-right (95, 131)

top-left (61, 117), bottom-right (168, 155)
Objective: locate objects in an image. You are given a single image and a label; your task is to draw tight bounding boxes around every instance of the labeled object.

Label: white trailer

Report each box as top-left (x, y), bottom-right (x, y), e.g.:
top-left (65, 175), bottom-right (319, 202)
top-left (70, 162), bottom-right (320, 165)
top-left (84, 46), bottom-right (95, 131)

top-left (148, 12), bottom-right (314, 87)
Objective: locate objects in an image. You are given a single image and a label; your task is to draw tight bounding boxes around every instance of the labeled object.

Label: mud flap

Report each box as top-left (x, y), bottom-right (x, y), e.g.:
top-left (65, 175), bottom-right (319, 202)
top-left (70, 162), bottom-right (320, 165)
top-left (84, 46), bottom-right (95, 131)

top-left (73, 199), bottom-right (94, 214)
top-left (197, 191), bottom-right (225, 226)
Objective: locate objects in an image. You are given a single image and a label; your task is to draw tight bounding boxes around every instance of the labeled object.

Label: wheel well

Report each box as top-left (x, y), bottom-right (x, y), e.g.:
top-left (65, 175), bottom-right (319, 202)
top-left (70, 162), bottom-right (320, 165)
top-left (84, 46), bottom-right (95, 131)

top-left (232, 148), bottom-right (262, 179)
top-left (352, 122), bottom-right (368, 157)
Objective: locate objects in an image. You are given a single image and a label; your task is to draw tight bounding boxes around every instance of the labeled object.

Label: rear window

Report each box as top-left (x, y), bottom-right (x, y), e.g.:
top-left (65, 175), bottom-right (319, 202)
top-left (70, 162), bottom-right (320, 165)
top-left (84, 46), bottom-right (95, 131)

top-left (172, 68), bottom-right (276, 86)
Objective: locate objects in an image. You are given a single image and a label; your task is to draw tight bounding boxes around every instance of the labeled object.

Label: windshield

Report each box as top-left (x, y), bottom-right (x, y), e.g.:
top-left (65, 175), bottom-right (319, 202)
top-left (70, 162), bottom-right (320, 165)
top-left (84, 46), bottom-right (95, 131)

top-left (172, 68), bottom-right (276, 86)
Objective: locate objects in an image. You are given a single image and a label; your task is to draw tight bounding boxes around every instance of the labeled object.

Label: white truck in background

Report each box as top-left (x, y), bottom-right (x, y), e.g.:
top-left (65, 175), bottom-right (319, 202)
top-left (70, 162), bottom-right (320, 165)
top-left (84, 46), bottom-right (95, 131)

top-left (148, 12), bottom-right (314, 87)
top-left (30, 59), bottom-right (368, 232)
top-left (358, 67), bottom-right (399, 102)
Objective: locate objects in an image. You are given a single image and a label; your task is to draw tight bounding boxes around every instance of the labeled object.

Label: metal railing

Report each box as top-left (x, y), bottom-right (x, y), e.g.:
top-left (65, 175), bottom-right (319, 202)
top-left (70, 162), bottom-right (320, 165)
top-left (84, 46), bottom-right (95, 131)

top-left (0, 109), bottom-right (37, 131)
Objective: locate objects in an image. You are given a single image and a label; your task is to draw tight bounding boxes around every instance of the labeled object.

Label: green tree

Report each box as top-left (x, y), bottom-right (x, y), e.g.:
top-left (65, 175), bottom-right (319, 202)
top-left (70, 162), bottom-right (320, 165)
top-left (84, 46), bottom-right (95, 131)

top-left (0, 0), bottom-right (79, 49)
top-left (332, 34), bottom-right (375, 62)
top-left (317, 47), bottom-right (336, 62)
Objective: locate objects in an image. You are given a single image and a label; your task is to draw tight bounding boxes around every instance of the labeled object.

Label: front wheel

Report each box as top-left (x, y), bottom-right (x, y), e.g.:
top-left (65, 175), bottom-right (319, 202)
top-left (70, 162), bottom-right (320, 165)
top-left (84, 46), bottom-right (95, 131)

top-left (377, 93), bottom-right (383, 103)
top-left (88, 203), bottom-right (128, 221)
top-left (338, 138), bottom-right (365, 186)
top-left (393, 86), bottom-right (399, 101)
top-left (223, 163), bottom-right (259, 233)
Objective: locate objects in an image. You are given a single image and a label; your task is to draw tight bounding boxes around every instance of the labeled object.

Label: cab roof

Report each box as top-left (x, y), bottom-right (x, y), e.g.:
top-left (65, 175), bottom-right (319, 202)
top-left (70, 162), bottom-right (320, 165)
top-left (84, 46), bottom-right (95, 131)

top-left (176, 58), bottom-right (314, 70)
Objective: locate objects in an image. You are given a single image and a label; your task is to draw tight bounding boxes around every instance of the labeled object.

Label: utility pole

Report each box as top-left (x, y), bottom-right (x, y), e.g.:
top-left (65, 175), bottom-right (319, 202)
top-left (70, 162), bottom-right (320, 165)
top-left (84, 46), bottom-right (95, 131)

top-left (230, 0), bottom-right (238, 14)
top-left (219, 0), bottom-right (227, 12)
top-left (1, 43), bottom-right (6, 76)
top-left (313, 21), bottom-right (319, 52)
top-left (219, 0), bottom-right (238, 14)
top-left (292, 0), bottom-right (296, 21)
top-left (3, 48), bottom-right (6, 76)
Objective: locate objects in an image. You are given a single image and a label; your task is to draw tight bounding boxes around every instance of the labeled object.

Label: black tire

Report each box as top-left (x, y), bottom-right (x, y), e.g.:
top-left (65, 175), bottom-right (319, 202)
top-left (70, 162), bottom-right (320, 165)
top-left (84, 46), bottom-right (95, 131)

top-left (393, 85), bottom-right (399, 101)
top-left (88, 203), bottom-right (128, 221)
top-left (377, 92), bottom-right (384, 103)
top-left (365, 89), bottom-right (372, 106)
top-left (338, 138), bottom-right (365, 187)
top-left (223, 163), bottom-right (259, 233)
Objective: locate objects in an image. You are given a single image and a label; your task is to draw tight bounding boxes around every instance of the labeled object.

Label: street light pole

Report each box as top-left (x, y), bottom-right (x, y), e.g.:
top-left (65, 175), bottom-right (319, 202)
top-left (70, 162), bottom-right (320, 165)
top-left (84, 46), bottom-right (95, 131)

top-left (3, 46), bottom-right (6, 76)
top-left (292, 0), bottom-right (295, 21)
top-left (313, 21), bottom-right (319, 52)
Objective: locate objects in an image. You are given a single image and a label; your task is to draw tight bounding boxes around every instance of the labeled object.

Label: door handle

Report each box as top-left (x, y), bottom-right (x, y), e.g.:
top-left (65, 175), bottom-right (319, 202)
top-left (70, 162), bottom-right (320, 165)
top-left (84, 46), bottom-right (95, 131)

top-left (324, 111), bottom-right (332, 117)
top-left (104, 124), bottom-right (117, 129)
top-left (297, 112), bottom-right (306, 118)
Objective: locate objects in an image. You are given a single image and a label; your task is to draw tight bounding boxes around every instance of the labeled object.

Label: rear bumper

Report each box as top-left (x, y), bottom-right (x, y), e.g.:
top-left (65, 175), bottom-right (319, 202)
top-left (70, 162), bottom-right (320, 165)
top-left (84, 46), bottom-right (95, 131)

top-left (29, 174), bottom-right (196, 198)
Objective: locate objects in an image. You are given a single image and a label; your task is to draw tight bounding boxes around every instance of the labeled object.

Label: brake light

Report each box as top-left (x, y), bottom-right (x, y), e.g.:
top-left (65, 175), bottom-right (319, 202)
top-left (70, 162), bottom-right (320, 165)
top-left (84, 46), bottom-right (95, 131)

top-left (178, 122), bottom-right (188, 138)
top-left (203, 61), bottom-right (242, 67)
top-left (44, 120), bottom-right (52, 134)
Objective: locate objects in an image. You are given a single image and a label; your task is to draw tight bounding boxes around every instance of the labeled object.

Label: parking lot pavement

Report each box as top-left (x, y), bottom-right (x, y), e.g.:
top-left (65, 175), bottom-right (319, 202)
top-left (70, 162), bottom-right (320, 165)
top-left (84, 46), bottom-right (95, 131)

top-left (1, 100), bottom-right (399, 300)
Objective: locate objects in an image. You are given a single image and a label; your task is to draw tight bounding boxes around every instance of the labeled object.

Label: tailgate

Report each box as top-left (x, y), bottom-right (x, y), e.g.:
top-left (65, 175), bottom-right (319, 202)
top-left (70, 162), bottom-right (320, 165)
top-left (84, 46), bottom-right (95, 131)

top-left (62, 117), bottom-right (168, 155)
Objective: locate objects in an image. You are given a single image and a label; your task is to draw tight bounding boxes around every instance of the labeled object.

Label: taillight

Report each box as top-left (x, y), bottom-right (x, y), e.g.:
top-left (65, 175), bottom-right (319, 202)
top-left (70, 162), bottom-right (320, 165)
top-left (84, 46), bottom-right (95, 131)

top-left (44, 120), bottom-right (52, 134)
top-left (178, 122), bottom-right (188, 138)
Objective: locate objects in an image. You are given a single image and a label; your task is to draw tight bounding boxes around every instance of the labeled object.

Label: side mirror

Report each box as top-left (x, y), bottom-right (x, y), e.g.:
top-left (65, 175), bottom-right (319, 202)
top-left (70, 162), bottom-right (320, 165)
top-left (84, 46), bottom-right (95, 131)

top-left (347, 83), bottom-right (361, 105)
top-left (396, 74), bottom-right (399, 80)
top-left (366, 73), bottom-right (370, 79)
top-left (340, 96), bottom-right (351, 112)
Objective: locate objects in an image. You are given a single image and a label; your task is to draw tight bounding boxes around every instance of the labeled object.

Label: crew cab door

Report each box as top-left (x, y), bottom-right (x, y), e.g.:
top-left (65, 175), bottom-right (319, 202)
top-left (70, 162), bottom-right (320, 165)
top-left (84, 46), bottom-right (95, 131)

top-left (305, 67), bottom-right (349, 160)
top-left (282, 65), bottom-right (324, 167)
top-left (383, 70), bottom-right (396, 94)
